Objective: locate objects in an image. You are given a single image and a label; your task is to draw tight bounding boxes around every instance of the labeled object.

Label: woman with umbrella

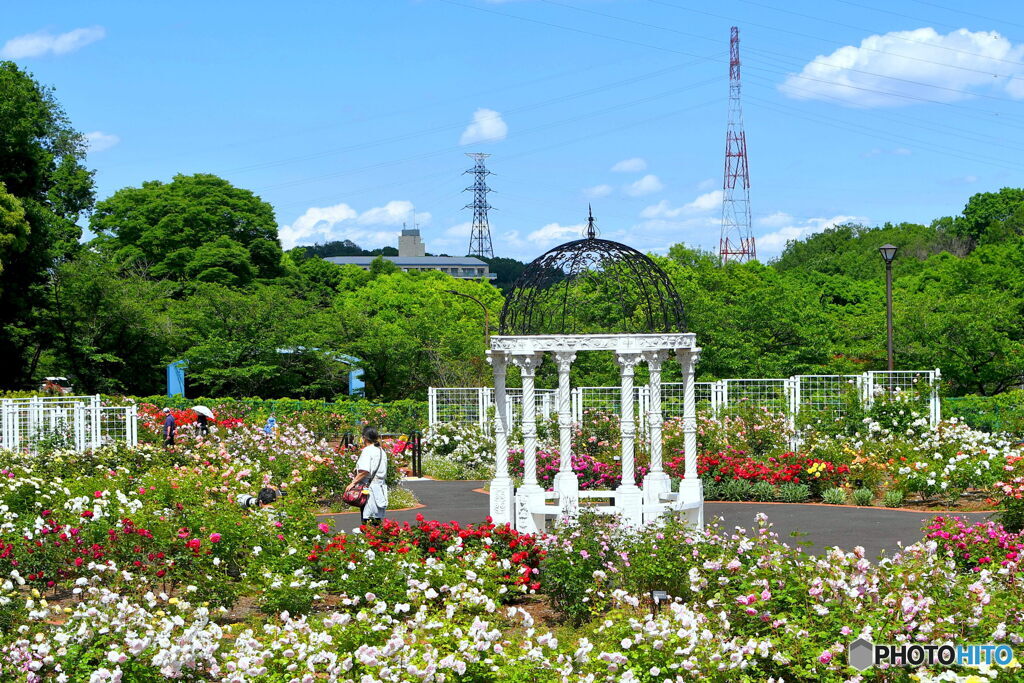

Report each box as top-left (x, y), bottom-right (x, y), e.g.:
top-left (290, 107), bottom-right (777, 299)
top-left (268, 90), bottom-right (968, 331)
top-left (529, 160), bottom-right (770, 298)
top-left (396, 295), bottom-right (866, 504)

top-left (192, 405), bottom-right (215, 436)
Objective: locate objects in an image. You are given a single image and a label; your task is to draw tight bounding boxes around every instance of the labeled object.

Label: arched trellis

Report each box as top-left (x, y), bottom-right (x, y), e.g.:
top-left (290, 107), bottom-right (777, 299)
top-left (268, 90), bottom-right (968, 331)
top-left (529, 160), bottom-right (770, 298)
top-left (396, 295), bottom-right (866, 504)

top-left (489, 211), bottom-right (703, 532)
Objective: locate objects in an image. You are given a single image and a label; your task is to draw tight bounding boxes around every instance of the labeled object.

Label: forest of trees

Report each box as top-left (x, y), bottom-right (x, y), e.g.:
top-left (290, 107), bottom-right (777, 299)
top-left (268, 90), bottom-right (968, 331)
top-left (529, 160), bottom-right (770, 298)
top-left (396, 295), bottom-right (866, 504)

top-left (3, 61), bottom-right (1024, 400)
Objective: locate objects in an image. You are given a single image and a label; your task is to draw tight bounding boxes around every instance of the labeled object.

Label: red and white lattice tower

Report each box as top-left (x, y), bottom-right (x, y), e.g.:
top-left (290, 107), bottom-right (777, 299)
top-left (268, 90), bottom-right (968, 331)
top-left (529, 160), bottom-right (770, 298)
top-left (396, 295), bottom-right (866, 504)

top-left (719, 26), bottom-right (755, 264)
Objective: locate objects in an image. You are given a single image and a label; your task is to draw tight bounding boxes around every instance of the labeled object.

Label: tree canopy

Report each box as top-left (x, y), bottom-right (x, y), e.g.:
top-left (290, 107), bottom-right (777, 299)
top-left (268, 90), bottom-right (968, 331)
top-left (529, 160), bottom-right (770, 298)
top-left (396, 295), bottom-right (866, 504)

top-left (0, 61), bottom-right (95, 387)
top-left (90, 173), bottom-right (284, 282)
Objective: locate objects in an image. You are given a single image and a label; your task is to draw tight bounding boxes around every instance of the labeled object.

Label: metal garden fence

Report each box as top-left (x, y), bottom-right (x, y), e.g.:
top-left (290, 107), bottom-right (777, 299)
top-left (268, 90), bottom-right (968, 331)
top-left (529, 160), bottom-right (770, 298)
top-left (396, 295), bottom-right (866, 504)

top-left (428, 369), bottom-right (942, 436)
top-left (0, 395), bottom-right (138, 454)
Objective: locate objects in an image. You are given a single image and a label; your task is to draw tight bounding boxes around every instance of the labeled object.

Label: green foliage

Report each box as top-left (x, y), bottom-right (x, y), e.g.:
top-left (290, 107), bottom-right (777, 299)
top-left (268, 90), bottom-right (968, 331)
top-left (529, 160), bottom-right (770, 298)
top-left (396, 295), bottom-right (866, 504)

top-left (821, 487), bottom-right (847, 505)
top-left (958, 187), bottom-right (1024, 242)
top-left (944, 391), bottom-right (1024, 435)
top-left (333, 271), bottom-right (501, 400)
top-left (0, 182), bottom-right (29, 280)
top-left (851, 487), bottom-right (875, 506)
top-left (90, 173), bottom-right (283, 283)
top-left (749, 480), bottom-right (779, 502)
top-left (882, 489), bottom-right (905, 508)
top-left (778, 482), bottom-right (810, 503)
top-left (0, 61), bottom-right (94, 389)
top-left (721, 478), bottom-right (753, 501)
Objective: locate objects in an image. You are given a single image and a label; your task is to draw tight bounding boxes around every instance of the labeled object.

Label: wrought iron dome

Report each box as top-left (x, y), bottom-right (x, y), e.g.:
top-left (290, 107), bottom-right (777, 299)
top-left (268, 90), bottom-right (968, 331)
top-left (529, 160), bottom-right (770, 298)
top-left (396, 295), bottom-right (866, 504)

top-left (499, 208), bottom-right (686, 335)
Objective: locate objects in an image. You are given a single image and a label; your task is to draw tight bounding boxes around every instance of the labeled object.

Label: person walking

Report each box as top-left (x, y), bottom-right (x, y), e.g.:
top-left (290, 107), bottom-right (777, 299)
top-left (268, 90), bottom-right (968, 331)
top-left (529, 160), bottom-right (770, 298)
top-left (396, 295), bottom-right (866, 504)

top-left (162, 407), bottom-right (176, 448)
top-left (346, 425), bottom-right (388, 526)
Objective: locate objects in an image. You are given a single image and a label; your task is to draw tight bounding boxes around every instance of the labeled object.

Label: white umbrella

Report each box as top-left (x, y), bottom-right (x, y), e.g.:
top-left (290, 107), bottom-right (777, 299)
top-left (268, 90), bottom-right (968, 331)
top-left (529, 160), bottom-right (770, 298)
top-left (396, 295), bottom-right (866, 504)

top-left (192, 405), bottom-right (215, 419)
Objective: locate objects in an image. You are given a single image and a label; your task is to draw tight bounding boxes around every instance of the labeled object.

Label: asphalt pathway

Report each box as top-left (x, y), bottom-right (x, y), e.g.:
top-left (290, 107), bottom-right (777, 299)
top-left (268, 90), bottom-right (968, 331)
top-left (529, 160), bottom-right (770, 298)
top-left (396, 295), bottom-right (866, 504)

top-left (320, 480), bottom-right (997, 559)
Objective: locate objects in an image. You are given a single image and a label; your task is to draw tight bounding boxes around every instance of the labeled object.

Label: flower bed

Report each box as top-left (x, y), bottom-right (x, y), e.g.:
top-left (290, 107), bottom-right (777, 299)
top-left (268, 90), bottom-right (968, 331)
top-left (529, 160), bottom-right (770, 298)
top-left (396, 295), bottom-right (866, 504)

top-left (2, 504), bottom-right (1022, 681)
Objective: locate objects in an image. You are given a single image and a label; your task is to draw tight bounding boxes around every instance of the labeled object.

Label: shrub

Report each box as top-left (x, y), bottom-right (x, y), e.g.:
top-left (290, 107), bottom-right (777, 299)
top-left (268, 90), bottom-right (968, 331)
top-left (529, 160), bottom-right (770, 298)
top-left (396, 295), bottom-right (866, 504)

top-left (822, 487), bottom-right (847, 505)
top-left (778, 482), bottom-right (810, 503)
top-left (883, 489), bottom-right (905, 508)
top-left (721, 479), bottom-right (753, 501)
top-left (702, 479), bottom-right (722, 501)
top-left (422, 422), bottom-right (494, 479)
top-left (852, 487), bottom-right (874, 506)
top-left (749, 480), bottom-right (778, 502)
top-left (995, 454), bottom-right (1024, 533)
top-left (924, 515), bottom-right (1024, 572)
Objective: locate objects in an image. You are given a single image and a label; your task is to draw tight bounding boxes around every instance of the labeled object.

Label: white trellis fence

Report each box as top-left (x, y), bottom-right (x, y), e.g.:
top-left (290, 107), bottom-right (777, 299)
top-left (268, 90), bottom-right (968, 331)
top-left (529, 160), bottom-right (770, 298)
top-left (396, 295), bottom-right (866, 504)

top-left (429, 369), bottom-right (941, 435)
top-left (0, 395), bottom-right (138, 454)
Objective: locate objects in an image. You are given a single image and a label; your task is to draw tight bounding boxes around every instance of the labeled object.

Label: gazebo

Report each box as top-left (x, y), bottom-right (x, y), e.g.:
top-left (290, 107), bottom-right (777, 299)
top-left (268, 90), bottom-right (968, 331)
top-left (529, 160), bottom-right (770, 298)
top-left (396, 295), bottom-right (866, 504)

top-left (487, 210), bottom-right (703, 533)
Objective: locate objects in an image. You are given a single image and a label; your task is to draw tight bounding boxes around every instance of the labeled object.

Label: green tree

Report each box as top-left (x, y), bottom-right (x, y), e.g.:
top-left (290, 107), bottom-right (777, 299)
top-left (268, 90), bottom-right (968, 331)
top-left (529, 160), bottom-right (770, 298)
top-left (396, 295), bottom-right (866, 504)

top-left (169, 283), bottom-right (346, 398)
top-left (953, 187), bottom-right (1024, 245)
top-left (0, 182), bottom-right (30, 281)
top-left (0, 61), bottom-right (95, 388)
top-left (46, 253), bottom-right (175, 394)
top-left (332, 271), bottom-right (501, 400)
top-left (90, 173), bottom-right (284, 283)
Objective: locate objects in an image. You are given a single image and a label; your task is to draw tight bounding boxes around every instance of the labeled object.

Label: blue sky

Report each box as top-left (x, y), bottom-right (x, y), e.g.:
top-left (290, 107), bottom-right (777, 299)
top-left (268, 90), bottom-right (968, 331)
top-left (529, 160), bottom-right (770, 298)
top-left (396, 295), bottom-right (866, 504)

top-left (4, 0), bottom-right (1023, 261)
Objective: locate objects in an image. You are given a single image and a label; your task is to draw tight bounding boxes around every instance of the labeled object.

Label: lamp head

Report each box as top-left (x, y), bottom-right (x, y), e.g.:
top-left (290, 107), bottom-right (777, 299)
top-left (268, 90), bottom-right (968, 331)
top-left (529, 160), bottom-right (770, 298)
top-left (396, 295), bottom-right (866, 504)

top-left (879, 244), bottom-right (898, 264)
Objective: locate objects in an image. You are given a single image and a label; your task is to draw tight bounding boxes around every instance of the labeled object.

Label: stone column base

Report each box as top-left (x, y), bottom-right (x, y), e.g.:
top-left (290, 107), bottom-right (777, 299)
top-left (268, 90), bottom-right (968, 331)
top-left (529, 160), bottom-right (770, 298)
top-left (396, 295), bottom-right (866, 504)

top-left (676, 478), bottom-right (705, 530)
top-left (642, 471), bottom-right (672, 507)
top-left (614, 487), bottom-right (644, 527)
top-left (489, 476), bottom-right (515, 526)
top-left (514, 485), bottom-right (547, 534)
top-left (552, 471), bottom-right (579, 522)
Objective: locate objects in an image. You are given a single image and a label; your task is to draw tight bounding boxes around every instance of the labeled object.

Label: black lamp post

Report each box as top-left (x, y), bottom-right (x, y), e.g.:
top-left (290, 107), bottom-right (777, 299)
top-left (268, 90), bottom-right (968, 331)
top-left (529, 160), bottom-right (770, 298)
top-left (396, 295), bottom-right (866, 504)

top-left (879, 244), bottom-right (898, 371)
top-left (445, 289), bottom-right (490, 347)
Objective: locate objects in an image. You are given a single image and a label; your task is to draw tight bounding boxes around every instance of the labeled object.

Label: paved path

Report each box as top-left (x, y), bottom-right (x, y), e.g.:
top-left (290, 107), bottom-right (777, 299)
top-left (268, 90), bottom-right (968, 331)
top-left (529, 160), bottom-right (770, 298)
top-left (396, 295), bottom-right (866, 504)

top-left (320, 480), bottom-right (997, 559)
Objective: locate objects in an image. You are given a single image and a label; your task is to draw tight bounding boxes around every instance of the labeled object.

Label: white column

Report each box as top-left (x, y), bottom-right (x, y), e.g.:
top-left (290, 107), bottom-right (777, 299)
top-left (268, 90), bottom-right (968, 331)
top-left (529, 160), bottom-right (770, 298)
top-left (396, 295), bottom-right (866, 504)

top-left (487, 351), bottom-right (514, 525)
top-left (512, 353), bottom-right (545, 533)
top-left (675, 347), bottom-right (704, 529)
top-left (552, 351), bottom-right (579, 519)
top-left (616, 352), bottom-right (642, 491)
top-left (642, 350), bottom-right (671, 509)
top-left (615, 352), bottom-right (643, 526)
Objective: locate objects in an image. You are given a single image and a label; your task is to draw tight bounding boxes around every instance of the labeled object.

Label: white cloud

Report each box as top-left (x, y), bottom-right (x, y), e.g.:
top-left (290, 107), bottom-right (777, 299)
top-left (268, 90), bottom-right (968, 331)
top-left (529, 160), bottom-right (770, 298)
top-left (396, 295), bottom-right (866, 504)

top-left (1, 26), bottom-right (105, 59)
top-left (756, 211), bottom-right (793, 228)
top-left (780, 28), bottom-right (1024, 107)
top-left (279, 200), bottom-right (429, 249)
top-left (459, 108), bottom-right (508, 145)
top-left (610, 157), bottom-right (647, 173)
top-left (757, 214), bottom-right (869, 256)
top-left (527, 222), bottom-right (586, 249)
top-left (862, 147), bottom-right (914, 158)
top-left (696, 178), bottom-right (717, 191)
top-left (583, 184), bottom-right (613, 199)
top-left (624, 174), bottom-right (664, 197)
top-left (85, 131), bottom-right (120, 153)
top-left (357, 200), bottom-right (428, 226)
top-left (640, 190), bottom-right (723, 218)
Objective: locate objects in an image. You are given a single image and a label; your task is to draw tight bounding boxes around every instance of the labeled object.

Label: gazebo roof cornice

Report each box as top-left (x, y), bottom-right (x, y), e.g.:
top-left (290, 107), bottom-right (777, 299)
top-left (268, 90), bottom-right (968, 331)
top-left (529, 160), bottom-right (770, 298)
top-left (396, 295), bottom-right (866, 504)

top-left (489, 333), bottom-right (697, 354)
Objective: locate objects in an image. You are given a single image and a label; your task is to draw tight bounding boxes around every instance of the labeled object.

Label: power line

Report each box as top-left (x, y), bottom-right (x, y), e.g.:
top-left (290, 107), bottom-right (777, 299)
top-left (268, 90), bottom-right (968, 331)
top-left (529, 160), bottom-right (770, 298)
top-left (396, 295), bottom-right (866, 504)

top-left (449, 0), bottom-right (1024, 115)
top-left (254, 74), bottom-right (720, 193)
top-left (745, 93), bottom-right (1024, 172)
top-left (732, 0), bottom-right (1024, 67)
top-left (546, 0), bottom-right (1023, 80)
top-left (906, 0), bottom-right (1024, 30)
top-left (223, 57), bottom-right (721, 176)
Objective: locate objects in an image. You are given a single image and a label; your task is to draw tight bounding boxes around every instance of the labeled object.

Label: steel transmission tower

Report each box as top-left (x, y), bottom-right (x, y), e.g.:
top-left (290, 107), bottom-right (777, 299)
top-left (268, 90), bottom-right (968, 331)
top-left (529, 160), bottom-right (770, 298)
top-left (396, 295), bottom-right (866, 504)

top-left (464, 153), bottom-right (495, 258)
top-left (719, 26), bottom-right (756, 264)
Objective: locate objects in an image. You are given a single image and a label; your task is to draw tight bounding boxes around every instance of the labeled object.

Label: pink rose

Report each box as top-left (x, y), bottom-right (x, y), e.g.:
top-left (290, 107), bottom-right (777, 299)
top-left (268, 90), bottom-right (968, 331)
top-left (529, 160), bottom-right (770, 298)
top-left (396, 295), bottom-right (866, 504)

top-left (318, 523), bottom-right (331, 534)
top-left (209, 533), bottom-right (222, 543)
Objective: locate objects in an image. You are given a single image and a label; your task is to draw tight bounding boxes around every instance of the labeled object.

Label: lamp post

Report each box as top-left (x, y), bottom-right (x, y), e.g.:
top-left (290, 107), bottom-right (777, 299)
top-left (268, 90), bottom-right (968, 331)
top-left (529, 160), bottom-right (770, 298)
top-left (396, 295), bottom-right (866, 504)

top-left (879, 244), bottom-right (898, 372)
top-left (445, 289), bottom-right (490, 347)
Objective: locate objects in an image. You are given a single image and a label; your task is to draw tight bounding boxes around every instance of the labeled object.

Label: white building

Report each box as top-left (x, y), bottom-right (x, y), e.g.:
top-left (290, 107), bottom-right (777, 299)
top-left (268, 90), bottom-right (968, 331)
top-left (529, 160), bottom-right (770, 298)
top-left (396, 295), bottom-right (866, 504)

top-left (324, 228), bottom-right (495, 280)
